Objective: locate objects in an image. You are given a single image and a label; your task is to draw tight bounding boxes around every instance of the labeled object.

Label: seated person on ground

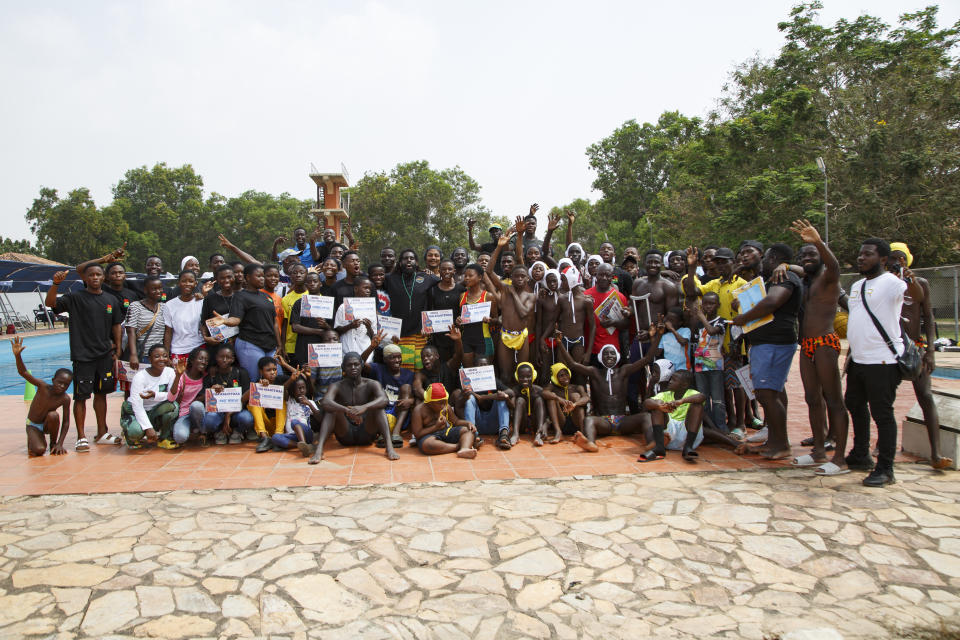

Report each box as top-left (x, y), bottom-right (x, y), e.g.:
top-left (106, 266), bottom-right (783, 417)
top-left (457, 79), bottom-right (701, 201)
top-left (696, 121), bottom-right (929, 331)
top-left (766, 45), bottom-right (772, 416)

top-left (554, 323), bottom-right (663, 452)
top-left (271, 373), bottom-right (317, 457)
top-left (250, 356), bottom-right (302, 452)
top-left (413, 326), bottom-right (464, 414)
top-left (462, 355), bottom-right (514, 446)
top-left (412, 383), bottom-right (479, 458)
top-left (121, 345), bottom-right (179, 449)
top-left (309, 352), bottom-right (399, 464)
top-left (362, 339), bottom-right (415, 449)
top-left (12, 337), bottom-right (73, 457)
top-left (640, 369), bottom-right (741, 461)
top-left (168, 347), bottom-right (209, 446)
top-left (507, 361), bottom-right (548, 449)
top-left (541, 362), bottom-right (588, 444)
top-left (202, 344), bottom-right (256, 445)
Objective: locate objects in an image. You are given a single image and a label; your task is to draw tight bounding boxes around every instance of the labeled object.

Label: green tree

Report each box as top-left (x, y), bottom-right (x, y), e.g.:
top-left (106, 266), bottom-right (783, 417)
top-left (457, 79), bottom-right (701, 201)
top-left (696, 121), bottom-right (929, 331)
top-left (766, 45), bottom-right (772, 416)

top-left (0, 236), bottom-right (37, 255)
top-left (207, 191), bottom-right (314, 262)
top-left (348, 161), bottom-right (506, 264)
top-left (25, 187), bottom-right (128, 265)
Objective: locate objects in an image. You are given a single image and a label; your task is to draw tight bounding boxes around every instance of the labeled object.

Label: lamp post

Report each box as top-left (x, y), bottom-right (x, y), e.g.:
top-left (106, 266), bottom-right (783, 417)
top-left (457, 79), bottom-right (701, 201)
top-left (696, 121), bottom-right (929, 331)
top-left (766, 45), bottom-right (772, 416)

top-left (816, 157), bottom-right (828, 245)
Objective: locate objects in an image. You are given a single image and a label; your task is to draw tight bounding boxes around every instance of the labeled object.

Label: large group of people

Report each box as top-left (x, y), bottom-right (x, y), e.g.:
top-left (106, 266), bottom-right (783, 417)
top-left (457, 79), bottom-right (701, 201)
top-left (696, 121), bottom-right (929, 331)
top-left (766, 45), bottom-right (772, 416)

top-left (16, 206), bottom-right (951, 489)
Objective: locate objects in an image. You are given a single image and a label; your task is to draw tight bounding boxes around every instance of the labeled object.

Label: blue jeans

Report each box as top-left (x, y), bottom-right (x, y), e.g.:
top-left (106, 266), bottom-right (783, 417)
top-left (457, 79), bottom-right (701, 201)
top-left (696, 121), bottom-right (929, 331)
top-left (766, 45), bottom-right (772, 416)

top-left (202, 409), bottom-right (255, 435)
top-left (235, 338), bottom-right (277, 387)
top-left (172, 401), bottom-right (205, 444)
top-left (271, 420), bottom-right (308, 449)
top-left (464, 396), bottom-right (509, 435)
top-left (694, 370), bottom-right (726, 432)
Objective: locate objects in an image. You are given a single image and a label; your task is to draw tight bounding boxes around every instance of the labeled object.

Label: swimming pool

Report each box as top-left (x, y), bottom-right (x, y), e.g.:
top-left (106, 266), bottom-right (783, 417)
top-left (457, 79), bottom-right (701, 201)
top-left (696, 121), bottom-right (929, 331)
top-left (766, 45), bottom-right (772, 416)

top-left (0, 333), bottom-right (73, 395)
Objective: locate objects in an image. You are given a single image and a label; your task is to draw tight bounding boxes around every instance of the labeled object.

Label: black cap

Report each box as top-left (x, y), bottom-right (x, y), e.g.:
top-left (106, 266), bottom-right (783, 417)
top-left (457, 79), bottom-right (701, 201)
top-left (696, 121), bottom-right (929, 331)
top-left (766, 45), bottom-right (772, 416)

top-left (739, 240), bottom-right (764, 253)
top-left (714, 248), bottom-right (735, 260)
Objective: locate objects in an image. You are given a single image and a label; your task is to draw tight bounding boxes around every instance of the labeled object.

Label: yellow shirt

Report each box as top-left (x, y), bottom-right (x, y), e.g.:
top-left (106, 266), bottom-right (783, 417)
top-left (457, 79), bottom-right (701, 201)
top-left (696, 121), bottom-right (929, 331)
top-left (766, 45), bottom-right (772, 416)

top-left (281, 290), bottom-right (306, 354)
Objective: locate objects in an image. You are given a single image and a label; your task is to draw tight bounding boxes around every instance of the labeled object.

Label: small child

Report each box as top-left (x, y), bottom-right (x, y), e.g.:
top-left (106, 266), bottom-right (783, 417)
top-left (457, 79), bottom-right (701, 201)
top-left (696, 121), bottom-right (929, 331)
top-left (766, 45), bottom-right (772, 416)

top-left (12, 337), bottom-right (73, 456)
top-left (508, 362), bottom-right (547, 448)
top-left (541, 362), bottom-right (588, 443)
top-left (250, 356), bottom-right (301, 452)
top-left (691, 292), bottom-right (728, 434)
top-left (271, 374), bottom-right (318, 456)
top-left (661, 306), bottom-right (691, 372)
top-left (412, 383), bottom-right (479, 458)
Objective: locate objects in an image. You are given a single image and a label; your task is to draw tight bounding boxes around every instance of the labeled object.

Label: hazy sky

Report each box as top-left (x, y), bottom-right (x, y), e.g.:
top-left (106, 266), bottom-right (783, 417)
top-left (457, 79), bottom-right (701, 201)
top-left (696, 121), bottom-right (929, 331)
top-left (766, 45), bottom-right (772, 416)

top-left (2, 0), bottom-right (956, 242)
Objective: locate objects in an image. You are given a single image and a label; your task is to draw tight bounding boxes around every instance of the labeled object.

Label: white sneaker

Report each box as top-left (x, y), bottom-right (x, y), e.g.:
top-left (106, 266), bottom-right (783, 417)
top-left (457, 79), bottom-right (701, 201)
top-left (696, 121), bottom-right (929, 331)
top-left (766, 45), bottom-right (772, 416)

top-left (746, 427), bottom-right (768, 443)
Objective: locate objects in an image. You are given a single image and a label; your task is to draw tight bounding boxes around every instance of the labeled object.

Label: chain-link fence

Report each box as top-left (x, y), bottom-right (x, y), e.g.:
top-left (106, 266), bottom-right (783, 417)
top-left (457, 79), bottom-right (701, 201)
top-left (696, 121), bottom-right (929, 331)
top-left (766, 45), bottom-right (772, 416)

top-left (839, 265), bottom-right (960, 342)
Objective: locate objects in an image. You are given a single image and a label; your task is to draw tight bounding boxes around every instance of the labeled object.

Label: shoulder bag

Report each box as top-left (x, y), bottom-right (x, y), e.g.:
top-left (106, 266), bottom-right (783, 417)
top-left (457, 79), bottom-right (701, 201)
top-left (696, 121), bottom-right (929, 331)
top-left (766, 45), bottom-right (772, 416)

top-left (859, 281), bottom-right (921, 380)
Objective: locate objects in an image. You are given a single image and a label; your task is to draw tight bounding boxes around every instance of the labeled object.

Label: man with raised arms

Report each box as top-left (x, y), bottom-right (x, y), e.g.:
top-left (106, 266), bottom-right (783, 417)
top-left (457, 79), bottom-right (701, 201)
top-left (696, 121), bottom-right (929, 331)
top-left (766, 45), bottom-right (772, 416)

top-left (554, 324), bottom-right (662, 452)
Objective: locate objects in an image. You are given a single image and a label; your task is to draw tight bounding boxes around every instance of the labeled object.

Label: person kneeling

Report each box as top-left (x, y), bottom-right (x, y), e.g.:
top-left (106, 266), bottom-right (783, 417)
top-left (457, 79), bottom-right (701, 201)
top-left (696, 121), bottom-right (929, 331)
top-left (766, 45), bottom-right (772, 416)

top-left (640, 369), bottom-right (739, 462)
top-left (309, 352), bottom-right (399, 463)
top-left (11, 337), bottom-right (73, 457)
top-left (122, 345), bottom-right (179, 449)
top-left (413, 383), bottom-right (479, 458)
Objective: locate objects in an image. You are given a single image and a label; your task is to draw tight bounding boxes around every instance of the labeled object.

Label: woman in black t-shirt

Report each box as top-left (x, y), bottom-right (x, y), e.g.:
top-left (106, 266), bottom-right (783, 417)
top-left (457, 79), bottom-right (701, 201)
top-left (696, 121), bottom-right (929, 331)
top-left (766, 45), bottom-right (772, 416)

top-left (427, 260), bottom-right (465, 362)
top-left (201, 265), bottom-right (236, 353)
top-left (209, 264), bottom-right (281, 383)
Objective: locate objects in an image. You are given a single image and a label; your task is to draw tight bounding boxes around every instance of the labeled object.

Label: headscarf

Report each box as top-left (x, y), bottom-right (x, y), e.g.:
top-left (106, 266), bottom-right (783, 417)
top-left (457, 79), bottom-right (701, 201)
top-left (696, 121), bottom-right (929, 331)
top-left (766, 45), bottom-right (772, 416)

top-left (529, 261), bottom-right (547, 297)
top-left (514, 362), bottom-right (537, 415)
top-left (550, 362), bottom-right (571, 387)
top-left (652, 358), bottom-right (674, 394)
top-left (563, 267), bottom-right (583, 322)
top-left (180, 255), bottom-right (199, 271)
top-left (566, 242), bottom-right (584, 260)
top-left (424, 382), bottom-right (448, 403)
top-left (543, 268), bottom-right (561, 303)
top-left (383, 344), bottom-right (402, 356)
top-left (889, 242), bottom-right (913, 267)
top-left (586, 255), bottom-right (602, 287)
top-left (599, 344), bottom-right (620, 394)
top-left (557, 258), bottom-right (574, 273)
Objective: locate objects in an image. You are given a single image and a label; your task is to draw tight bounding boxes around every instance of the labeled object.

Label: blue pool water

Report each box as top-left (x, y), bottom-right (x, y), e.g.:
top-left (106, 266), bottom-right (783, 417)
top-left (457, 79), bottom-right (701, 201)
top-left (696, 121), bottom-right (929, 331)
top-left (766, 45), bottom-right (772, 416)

top-left (0, 333), bottom-right (73, 395)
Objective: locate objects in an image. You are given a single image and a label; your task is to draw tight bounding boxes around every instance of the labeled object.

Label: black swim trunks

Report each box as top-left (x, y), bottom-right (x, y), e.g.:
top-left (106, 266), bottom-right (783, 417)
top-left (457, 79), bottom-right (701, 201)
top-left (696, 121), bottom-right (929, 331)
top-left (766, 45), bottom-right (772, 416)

top-left (335, 418), bottom-right (374, 447)
top-left (417, 426), bottom-right (463, 452)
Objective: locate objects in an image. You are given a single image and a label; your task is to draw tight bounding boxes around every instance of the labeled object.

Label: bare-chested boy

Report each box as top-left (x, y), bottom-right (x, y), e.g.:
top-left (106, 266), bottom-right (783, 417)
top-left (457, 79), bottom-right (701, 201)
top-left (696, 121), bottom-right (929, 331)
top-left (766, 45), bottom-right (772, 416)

top-left (556, 266), bottom-right (594, 384)
top-left (487, 234), bottom-right (536, 385)
top-left (555, 325), bottom-right (662, 452)
top-left (413, 382), bottom-right (479, 458)
top-left (629, 250), bottom-right (678, 410)
top-left (309, 352), bottom-right (399, 463)
top-left (887, 242), bottom-right (951, 470)
top-left (536, 269), bottom-right (563, 377)
top-left (508, 362), bottom-right (548, 447)
top-left (541, 362), bottom-right (588, 444)
top-left (12, 337), bottom-right (73, 456)
top-left (787, 219), bottom-right (850, 475)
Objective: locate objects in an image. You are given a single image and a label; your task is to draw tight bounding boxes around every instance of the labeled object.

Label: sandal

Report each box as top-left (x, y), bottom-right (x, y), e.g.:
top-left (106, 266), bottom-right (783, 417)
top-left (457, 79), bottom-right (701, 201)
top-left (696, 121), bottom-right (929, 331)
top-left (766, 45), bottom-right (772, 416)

top-left (638, 450), bottom-right (664, 462)
top-left (94, 432), bottom-right (121, 445)
top-left (391, 435), bottom-right (403, 448)
top-left (497, 433), bottom-right (512, 450)
top-left (75, 438), bottom-right (90, 452)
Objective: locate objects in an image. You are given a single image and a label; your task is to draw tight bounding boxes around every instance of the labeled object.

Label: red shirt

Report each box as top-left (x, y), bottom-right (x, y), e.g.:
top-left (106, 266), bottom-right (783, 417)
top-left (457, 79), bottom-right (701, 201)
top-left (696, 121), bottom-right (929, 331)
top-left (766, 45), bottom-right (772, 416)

top-left (583, 286), bottom-right (627, 354)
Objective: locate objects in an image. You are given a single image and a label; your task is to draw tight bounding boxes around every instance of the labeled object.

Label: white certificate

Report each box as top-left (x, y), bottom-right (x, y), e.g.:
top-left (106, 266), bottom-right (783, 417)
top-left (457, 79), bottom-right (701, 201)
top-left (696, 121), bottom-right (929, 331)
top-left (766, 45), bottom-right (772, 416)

top-left (249, 383), bottom-right (284, 409)
top-left (301, 295), bottom-right (334, 319)
top-left (206, 315), bottom-right (239, 341)
top-left (421, 309), bottom-right (454, 334)
top-left (308, 343), bottom-right (343, 368)
top-left (461, 301), bottom-right (491, 324)
top-left (205, 387), bottom-right (242, 413)
top-left (343, 297), bottom-right (378, 323)
top-left (378, 315), bottom-right (403, 341)
top-left (459, 365), bottom-right (497, 393)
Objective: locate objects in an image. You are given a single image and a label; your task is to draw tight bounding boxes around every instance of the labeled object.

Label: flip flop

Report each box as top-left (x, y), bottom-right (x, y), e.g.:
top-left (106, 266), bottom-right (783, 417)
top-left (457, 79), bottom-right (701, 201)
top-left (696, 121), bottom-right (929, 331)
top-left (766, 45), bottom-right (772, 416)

top-left (815, 462), bottom-right (850, 476)
top-left (792, 454), bottom-right (820, 467)
top-left (75, 438), bottom-right (90, 452)
top-left (391, 435), bottom-right (404, 448)
top-left (638, 450), bottom-right (665, 462)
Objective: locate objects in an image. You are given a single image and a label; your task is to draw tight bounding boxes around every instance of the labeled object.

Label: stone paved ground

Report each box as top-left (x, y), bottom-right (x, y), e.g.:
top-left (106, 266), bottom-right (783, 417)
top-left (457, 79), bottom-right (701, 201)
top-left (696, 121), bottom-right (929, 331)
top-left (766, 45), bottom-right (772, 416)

top-left (1, 467), bottom-right (959, 639)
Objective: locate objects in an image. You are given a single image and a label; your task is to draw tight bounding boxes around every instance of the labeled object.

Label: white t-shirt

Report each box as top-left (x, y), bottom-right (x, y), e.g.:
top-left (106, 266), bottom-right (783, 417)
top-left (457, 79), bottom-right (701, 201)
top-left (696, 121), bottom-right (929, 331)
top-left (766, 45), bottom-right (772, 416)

top-left (162, 297), bottom-right (205, 354)
top-left (334, 305), bottom-right (373, 362)
top-left (847, 272), bottom-right (906, 365)
top-left (129, 367), bottom-right (177, 430)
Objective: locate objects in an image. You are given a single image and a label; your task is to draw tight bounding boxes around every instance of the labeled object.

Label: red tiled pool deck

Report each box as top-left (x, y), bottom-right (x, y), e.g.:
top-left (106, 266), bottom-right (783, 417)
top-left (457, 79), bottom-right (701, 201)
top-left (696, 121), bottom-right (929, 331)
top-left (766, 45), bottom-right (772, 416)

top-left (1, 357), bottom-right (955, 497)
